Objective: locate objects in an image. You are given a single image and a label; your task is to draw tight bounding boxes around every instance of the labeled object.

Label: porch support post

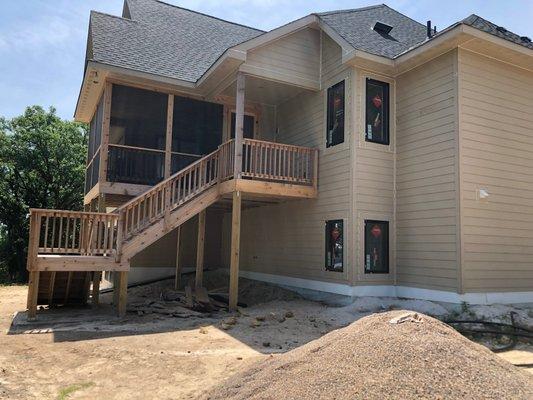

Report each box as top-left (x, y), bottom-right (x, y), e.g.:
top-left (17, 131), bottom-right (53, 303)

top-left (27, 271), bottom-right (40, 320)
top-left (195, 210), bottom-right (206, 289)
top-left (93, 193), bottom-right (105, 306)
top-left (98, 82), bottom-right (112, 184)
top-left (233, 72), bottom-right (245, 179)
top-left (174, 226), bottom-right (182, 290)
top-left (165, 94), bottom-right (174, 179)
top-left (229, 191), bottom-right (242, 311)
top-left (117, 271), bottom-right (128, 317)
top-left (92, 272), bottom-right (101, 306)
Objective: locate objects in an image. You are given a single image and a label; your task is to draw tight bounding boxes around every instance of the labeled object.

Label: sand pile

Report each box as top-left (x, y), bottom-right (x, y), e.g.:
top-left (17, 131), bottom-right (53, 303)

top-left (205, 311), bottom-right (533, 400)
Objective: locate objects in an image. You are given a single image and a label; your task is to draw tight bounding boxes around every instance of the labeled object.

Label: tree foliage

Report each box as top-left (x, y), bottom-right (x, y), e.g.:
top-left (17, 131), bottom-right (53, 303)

top-left (0, 106), bottom-right (87, 282)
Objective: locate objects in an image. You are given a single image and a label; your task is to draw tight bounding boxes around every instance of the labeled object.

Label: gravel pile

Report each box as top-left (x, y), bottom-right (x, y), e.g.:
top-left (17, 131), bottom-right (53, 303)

top-left (204, 311), bottom-right (533, 400)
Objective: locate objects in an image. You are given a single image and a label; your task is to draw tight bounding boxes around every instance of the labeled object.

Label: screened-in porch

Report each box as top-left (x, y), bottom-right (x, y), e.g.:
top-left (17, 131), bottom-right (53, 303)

top-left (84, 73), bottom-right (318, 207)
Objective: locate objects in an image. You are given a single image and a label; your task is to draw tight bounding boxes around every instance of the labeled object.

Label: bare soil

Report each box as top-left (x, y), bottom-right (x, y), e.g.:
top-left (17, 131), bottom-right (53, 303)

top-left (1, 273), bottom-right (532, 399)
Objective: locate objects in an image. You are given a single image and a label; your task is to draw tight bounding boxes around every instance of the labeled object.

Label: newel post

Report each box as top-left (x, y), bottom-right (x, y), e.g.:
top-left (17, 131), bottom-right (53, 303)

top-left (233, 72), bottom-right (245, 179)
top-left (26, 210), bottom-right (41, 320)
top-left (115, 211), bottom-right (124, 263)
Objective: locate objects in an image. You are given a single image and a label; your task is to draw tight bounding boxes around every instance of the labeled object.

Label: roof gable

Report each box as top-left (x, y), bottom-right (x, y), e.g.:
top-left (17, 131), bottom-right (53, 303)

top-left (89, 0), bottom-right (263, 83)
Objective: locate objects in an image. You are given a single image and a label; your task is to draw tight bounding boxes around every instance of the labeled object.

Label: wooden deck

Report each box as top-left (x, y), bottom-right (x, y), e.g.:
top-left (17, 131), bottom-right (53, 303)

top-left (26, 138), bottom-right (318, 318)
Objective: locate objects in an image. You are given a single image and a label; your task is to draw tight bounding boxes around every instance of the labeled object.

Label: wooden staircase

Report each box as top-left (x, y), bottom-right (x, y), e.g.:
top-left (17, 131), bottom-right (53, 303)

top-left (26, 139), bottom-right (318, 319)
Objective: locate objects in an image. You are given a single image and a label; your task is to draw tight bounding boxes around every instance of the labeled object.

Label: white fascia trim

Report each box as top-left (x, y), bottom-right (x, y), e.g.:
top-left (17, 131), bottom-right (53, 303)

top-left (233, 15), bottom-right (318, 53)
top-left (239, 270), bottom-right (533, 305)
top-left (89, 61), bottom-right (195, 89)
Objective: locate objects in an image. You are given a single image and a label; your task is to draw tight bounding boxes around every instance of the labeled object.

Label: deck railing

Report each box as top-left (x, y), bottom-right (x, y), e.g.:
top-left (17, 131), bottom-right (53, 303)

top-left (28, 209), bottom-right (119, 258)
top-left (242, 139), bottom-right (317, 185)
top-left (28, 138), bottom-right (318, 265)
top-left (116, 144), bottom-right (222, 240)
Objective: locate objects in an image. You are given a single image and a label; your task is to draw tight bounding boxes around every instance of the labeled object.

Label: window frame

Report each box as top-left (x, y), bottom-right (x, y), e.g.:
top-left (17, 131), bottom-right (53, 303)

top-left (326, 80), bottom-right (345, 148)
top-left (365, 78), bottom-right (390, 146)
top-left (364, 219), bottom-right (390, 274)
top-left (325, 219), bottom-right (344, 272)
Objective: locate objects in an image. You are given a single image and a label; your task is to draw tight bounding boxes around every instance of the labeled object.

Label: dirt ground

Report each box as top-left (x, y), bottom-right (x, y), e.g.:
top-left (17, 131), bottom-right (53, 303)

top-left (1, 273), bottom-right (532, 399)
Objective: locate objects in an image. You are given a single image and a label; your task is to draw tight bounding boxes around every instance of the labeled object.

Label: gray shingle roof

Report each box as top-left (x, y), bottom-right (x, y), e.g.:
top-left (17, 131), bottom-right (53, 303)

top-left (461, 14), bottom-right (533, 50)
top-left (316, 5), bottom-right (428, 58)
top-left (87, 1), bottom-right (531, 84)
top-left (89, 0), bottom-right (263, 82)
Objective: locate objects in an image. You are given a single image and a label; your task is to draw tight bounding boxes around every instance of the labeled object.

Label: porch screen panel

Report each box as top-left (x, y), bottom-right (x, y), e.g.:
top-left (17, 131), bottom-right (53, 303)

top-left (172, 96), bottom-right (223, 156)
top-left (107, 84), bottom-right (167, 185)
top-left (230, 113), bottom-right (255, 139)
top-left (107, 146), bottom-right (164, 186)
top-left (85, 97), bottom-right (104, 194)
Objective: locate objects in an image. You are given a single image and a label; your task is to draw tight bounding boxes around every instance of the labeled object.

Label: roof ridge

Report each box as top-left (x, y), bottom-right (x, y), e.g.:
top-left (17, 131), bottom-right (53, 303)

top-left (90, 10), bottom-right (138, 23)
top-left (153, 0), bottom-right (265, 33)
top-left (316, 4), bottom-right (385, 16)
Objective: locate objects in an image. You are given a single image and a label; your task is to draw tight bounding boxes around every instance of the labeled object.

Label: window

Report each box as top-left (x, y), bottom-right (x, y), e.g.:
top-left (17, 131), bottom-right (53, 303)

top-left (364, 220), bottom-right (389, 273)
top-left (326, 81), bottom-right (345, 147)
top-left (325, 220), bottom-right (343, 272)
top-left (365, 79), bottom-right (389, 145)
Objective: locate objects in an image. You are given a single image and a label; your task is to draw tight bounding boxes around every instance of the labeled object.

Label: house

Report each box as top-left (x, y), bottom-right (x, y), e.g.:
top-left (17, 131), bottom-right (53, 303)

top-left (25, 0), bottom-right (533, 319)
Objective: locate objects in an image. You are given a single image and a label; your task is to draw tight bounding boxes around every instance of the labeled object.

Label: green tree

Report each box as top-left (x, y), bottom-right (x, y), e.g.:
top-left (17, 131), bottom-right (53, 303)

top-left (0, 106), bottom-right (87, 282)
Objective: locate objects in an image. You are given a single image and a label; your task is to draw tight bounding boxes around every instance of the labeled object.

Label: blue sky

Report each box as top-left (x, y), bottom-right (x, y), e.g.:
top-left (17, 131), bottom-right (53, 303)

top-left (1, 0), bottom-right (532, 121)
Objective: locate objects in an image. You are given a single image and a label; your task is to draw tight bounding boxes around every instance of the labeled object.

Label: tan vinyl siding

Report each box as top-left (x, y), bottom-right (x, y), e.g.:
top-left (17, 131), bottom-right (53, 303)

top-left (222, 34), bottom-right (352, 284)
top-left (395, 50), bottom-right (459, 291)
top-left (244, 28), bottom-right (320, 88)
top-left (458, 49), bottom-right (533, 292)
top-left (352, 68), bottom-right (395, 285)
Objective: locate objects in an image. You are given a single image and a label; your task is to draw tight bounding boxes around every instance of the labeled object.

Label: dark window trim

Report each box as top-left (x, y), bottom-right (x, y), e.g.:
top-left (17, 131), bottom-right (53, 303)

top-left (364, 219), bottom-right (390, 274)
top-left (325, 219), bottom-right (344, 272)
top-left (365, 78), bottom-right (390, 146)
top-left (326, 80), bottom-right (345, 148)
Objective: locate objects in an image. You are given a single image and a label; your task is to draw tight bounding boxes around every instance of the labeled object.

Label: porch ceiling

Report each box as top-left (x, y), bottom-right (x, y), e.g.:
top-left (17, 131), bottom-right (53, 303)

top-left (221, 75), bottom-right (308, 106)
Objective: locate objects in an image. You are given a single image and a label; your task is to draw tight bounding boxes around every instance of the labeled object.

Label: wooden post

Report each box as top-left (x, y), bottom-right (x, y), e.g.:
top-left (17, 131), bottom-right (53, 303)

top-left (174, 226), bottom-right (182, 290)
top-left (27, 271), bottom-right (40, 320)
top-left (117, 271), bottom-right (128, 317)
top-left (26, 211), bottom-right (40, 320)
top-left (92, 272), bottom-right (102, 306)
top-left (195, 210), bottom-right (206, 289)
top-left (233, 72), bottom-right (245, 179)
top-left (98, 82), bottom-right (112, 184)
top-left (229, 191), bottom-right (242, 311)
top-left (48, 272), bottom-right (56, 306)
top-left (94, 193), bottom-right (105, 306)
top-left (113, 272), bottom-right (120, 307)
top-left (165, 94), bottom-right (174, 179)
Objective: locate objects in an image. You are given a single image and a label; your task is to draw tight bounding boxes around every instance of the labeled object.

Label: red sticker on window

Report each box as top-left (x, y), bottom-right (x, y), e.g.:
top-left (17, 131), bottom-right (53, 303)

top-left (372, 94), bottom-right (382, 109)
top-left (371, 225), bottom-right (382, 238)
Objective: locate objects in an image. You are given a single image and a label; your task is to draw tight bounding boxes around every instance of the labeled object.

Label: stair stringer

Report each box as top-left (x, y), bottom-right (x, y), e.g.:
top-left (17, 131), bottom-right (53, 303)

top-left (120, 185), bottom-right (221, 262)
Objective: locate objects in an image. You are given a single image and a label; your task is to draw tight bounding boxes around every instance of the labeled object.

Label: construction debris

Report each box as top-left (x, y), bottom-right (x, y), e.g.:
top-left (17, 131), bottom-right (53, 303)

top-left (129, 284), bottom-right (230, 318)
top-left (389, 312), bottom-right (423, 324)
top-left (204, 310), bottom-right (533, 400)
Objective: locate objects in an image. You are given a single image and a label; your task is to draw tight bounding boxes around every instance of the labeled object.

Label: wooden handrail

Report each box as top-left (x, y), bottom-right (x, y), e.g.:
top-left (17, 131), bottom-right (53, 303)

top-left (28, 138), bottom-right (318, 266)
top-left (28, 209), bottom-right (119, 257)
top-left (116, 140), bottom-right (235, 241)
top-left (242, 138), bottom-right (317, 185)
